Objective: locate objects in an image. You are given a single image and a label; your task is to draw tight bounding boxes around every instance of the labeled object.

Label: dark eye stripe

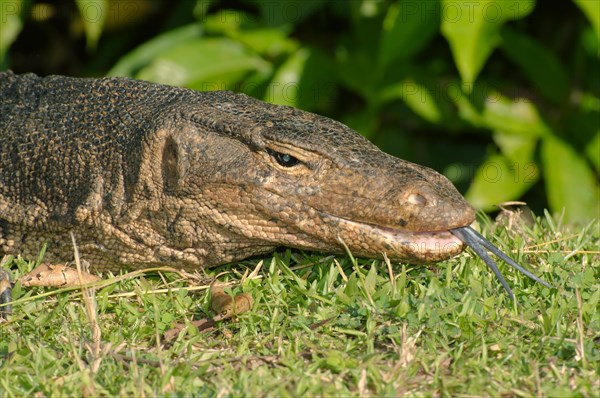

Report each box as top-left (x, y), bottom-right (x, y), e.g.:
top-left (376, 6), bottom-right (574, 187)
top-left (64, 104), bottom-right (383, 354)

top-left (267, 149), bottom-right (301, 167)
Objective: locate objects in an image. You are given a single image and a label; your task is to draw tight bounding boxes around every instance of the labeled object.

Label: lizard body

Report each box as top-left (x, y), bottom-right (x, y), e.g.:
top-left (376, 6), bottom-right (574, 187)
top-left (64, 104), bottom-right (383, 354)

top-left (0, 71), bottom-right (473, 272)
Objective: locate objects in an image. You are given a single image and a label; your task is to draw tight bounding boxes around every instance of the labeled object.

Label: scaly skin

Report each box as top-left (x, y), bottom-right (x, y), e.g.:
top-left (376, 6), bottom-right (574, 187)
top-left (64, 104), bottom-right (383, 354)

top-left (0, 71), bottom-right (475, 272)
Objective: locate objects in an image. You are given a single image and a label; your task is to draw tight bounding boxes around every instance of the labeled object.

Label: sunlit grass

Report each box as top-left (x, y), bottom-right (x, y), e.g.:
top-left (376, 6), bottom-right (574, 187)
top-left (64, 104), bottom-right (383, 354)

top-left (0, 216), bottom-right (598, 396)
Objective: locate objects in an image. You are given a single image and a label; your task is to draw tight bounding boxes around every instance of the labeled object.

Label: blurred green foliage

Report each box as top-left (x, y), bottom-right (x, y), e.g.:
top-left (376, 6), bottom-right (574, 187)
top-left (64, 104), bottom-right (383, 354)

top-left (1, 0), bottom-right (598, 223)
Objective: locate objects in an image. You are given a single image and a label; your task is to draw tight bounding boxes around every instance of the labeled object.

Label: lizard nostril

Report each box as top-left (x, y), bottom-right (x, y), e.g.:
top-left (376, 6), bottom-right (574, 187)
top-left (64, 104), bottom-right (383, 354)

top-left (408, 193), bottom-right (427, 206)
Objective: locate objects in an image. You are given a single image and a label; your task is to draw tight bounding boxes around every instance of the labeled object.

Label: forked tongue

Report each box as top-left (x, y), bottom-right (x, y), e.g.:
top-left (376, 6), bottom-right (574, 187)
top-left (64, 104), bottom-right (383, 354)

top-left (450, 226), bottom-right (552, 299)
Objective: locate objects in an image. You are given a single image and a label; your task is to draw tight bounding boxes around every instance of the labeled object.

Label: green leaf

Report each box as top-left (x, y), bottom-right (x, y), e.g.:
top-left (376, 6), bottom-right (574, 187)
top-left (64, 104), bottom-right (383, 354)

top-left (465, 130), bottom-right (541, 210)
top-left (344, 273), bottom-right (360, 299)
top-left (256, 0), bottom-right (326, 28)
top-left (340, 105), bottom-right (379, 140)
top-left (441, 0), bottom-right (536, 84)
top-left (108, 24), bottom-right (203, 77)
top-left (375, 69), bottom-right (462, 129)
top-left (202, 9), bottom-right (256, 34)
top-left (562, 93), bottom-right (600, 174)
top-left (379, 79), bottom-right (443, 123)
top-left (586, 131), bottom-right (600, 173)
top-left (337, 47), bottom-right (380, 100)
top-left (136, 37), bottom-right (270, 90)
top-left (500, 27), bottom-right (570, 103)
top-left (581, 24), bottom-right (600, 58)
top-left (231, 28), bottom-right (298, 58)
top-left (541, 135), bottom-right (600, 223)
top-left (493, 130), bottom-right (538, 163)
top-left (465, 153), bottom-right (539, 211)
top-left (265, 47), bottom-right (334, 111)
top-left (265, 48), bottom-right (309, 106)
top-left (75, 0), bottom-right (108, 52)
top-left (452, 83), bottom-right (551, 137)
top-left (364, 263), bottom-right (378, 297)
top-left (574, 0), bottom-right (600, 51)
top-left (0, 0), bottom-right (28, 65)
top-left (378, 0), bottom-right (440, 67)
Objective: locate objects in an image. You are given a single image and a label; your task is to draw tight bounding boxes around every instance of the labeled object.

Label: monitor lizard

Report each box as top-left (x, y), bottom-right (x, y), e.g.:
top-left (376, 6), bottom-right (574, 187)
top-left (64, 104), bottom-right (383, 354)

top-left (0, 71), bottom-right (550, 315)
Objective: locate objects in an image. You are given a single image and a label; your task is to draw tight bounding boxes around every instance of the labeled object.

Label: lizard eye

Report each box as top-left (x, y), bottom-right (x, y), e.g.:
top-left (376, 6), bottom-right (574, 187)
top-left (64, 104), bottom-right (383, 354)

top-left (267, 149), bottom-right (301, 167)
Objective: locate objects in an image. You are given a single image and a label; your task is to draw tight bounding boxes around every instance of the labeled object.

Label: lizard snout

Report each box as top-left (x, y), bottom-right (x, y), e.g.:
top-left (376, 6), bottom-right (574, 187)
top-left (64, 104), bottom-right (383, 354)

top-left (399, 183), bottom-right (442, 209)
top-left (390, 180), bottom-right (475, 232)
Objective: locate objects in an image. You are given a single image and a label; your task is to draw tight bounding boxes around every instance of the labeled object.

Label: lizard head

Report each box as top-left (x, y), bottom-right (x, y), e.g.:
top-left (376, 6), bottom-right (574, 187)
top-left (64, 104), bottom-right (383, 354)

top-left (0, 74), bottom-right (549, 296)
top-left (143, 91), bottom-right (475, 266)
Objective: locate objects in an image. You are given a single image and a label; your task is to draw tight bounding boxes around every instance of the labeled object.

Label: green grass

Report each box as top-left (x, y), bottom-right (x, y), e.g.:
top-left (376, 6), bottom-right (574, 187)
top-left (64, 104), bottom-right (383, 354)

top-left (1, 215), bottom-right (598, 397)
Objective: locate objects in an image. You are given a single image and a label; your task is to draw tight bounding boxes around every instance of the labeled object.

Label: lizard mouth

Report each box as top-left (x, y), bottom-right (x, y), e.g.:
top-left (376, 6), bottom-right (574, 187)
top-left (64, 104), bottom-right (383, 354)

top-left (322, 214), bottom-right (552, 299)
top-left (324, 214), bottom-right (466, 264)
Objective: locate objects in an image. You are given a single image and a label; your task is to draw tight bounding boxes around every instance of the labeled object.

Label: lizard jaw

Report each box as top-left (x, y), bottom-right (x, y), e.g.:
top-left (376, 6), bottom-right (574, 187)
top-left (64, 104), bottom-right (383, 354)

top-left (331, 219), bottom-right (552, 299)
top-left (326, 215), bottom-right (466, 264)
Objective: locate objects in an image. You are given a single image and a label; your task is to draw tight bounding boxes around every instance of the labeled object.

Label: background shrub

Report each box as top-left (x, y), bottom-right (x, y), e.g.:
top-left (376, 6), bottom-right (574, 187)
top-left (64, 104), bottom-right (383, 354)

top-left (1, 0), bottom-right (598, 223)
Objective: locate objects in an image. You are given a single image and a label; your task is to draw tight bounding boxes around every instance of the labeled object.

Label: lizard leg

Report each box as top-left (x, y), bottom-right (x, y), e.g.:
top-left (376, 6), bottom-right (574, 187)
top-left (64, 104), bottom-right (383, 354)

top-left (21, 261), bottom-right (100, 288)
